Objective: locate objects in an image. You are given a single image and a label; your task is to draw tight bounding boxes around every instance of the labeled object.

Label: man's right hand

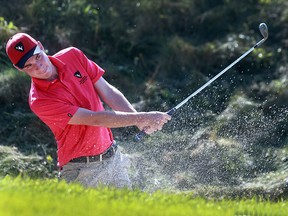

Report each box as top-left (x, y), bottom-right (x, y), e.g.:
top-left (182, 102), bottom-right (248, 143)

top-left (136, 111), bottom-right (171, 134)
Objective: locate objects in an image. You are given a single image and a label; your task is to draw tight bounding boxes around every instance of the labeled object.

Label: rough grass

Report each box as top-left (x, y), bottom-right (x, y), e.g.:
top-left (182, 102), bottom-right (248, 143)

top-left (0, 145), bottom-right (56, 178)
top-left (0, 176), bottom-right (287, 216)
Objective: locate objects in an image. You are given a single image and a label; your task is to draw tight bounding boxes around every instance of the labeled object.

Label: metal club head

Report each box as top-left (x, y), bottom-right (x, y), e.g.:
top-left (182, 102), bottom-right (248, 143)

top-left (259, 23), bottom-right (268, 40)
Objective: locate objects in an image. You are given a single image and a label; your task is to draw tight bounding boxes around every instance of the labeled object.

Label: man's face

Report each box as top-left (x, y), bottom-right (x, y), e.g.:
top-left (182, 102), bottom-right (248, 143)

top-left (20, 46), bottom-right (54, 80)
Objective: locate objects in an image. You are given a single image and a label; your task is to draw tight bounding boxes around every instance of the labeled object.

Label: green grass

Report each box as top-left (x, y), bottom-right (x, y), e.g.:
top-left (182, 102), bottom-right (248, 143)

top-left (0, 177), bottom-right (287, 216)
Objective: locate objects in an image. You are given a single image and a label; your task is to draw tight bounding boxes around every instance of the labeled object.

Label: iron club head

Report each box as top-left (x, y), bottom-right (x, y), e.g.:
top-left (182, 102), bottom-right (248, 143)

top-left (259, 23), bottom-right (268, 40)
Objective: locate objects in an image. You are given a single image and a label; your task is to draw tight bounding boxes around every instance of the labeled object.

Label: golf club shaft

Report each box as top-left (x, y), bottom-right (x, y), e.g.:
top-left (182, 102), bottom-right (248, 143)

top-left (170, 44), bottom-right (262, 112)
top-left (135, 37), bottom-right (267, 142)
top-left (167, 37), bottom-right (266, 114)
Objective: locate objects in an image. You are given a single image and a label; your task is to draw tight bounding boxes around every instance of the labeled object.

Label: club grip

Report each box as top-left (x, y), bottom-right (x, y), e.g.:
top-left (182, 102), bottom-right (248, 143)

top-left (166, 108), bottom-right (176, 116)
top-left (134, 130), bottom-right (146, 142)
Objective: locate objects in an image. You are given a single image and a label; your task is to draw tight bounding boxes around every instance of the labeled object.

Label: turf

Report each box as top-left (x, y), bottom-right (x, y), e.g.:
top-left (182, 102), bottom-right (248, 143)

top-left (0, 177), bottom-right (287, 216)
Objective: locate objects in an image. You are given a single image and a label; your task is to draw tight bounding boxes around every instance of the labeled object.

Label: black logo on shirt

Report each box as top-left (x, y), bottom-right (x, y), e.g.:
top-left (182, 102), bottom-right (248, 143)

top-left (74, 71), bottom-right (82, 78)
top-left (74, 70), bottom-right (87, 84)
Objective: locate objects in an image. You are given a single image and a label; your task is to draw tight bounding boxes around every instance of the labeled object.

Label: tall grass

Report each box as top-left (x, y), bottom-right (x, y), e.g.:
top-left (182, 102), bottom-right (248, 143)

top-left (0, 177), bottom-right (287, 216)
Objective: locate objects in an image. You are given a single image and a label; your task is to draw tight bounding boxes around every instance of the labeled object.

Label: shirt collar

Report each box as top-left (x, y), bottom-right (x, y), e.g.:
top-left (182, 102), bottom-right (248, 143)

top-left (32, 56), bottom-right (66, 90)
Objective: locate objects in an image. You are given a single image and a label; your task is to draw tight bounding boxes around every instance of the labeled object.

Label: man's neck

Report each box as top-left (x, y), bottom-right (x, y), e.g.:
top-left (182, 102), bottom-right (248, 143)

top-left (47, 64), bottom-right (59, 81)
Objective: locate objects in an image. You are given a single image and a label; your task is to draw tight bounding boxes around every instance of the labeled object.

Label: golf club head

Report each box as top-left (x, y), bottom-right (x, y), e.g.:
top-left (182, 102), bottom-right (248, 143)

top-left (259, 23), bottom-right (268, 40)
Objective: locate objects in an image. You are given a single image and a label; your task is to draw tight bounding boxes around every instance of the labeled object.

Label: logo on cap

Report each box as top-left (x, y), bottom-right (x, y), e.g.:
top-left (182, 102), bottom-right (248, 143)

top-left (15, 42), bottom-right (24, 52)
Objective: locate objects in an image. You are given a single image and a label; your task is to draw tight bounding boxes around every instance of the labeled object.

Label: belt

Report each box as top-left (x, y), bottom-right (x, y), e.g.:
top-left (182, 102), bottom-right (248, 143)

top-left (69, 143), bottom-right (117, 163)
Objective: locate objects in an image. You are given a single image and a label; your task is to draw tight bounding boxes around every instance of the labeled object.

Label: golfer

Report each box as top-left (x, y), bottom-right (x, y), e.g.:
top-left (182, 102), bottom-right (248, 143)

top-left (6, 33), bottom-right (171, 189)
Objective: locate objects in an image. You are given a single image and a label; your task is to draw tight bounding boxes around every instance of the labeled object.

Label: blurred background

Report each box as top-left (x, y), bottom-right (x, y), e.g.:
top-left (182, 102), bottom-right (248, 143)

top-left (0, 0), bottom-right (287, 197)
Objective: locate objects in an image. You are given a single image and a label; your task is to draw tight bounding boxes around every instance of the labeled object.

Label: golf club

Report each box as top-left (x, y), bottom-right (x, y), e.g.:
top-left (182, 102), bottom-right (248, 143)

top-left (135, 23), bottom-right (269, 142)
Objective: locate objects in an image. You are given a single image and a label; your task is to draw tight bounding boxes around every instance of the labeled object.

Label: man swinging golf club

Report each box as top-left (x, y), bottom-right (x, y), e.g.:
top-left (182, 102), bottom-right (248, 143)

top-left (6, 33), bottom-right (171, 189)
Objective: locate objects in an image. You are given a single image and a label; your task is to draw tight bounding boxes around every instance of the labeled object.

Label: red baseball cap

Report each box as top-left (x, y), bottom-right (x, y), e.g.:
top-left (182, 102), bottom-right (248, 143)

top-left (6, 33), bottom-right (42, 69)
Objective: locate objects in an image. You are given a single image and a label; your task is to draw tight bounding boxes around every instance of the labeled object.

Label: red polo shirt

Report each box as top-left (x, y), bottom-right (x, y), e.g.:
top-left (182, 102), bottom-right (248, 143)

top-left (29, 47), bottom-right (113, 166)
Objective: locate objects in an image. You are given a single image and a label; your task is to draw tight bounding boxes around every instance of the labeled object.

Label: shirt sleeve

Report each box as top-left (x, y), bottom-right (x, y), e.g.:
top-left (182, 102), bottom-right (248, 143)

top-left (73, 48), bottom-right (105, 84)
top-left (30, 97), bottom-right (79, 131)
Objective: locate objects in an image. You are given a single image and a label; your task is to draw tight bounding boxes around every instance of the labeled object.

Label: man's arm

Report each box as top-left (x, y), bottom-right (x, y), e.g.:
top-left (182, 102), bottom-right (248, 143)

top-left (68, 77), bottom-right (171, 134)
top-left (68, 108), bottom-right (168, 131)
top-left (93, 77), bottom-right (137, 113)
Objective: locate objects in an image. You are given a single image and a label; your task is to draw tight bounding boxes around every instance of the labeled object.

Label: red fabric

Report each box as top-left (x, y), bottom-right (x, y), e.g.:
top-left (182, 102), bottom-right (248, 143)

top-left (6, 33), bottom-right (38, 66)
top-left (29, 47), bottom-right (113, 166)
